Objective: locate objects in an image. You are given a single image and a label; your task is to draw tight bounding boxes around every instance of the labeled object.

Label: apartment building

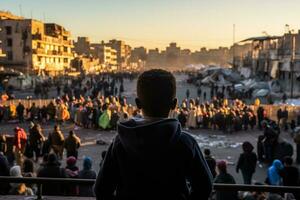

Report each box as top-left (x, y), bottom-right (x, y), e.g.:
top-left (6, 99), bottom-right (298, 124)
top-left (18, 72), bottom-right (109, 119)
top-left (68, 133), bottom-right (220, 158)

top-left (107, 39), bottom-right (131, 69)
top-left (91, 43), bottom-right (117, 71)
top-left (0, 11), bottom-right (73, 75)
top-left (74, 37), bottom-right (91, 56)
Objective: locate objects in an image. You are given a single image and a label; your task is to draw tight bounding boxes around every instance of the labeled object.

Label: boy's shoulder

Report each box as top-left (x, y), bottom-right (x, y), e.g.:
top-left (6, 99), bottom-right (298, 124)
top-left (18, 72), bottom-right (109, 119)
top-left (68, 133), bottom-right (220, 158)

top-left (178, 131), bottom-right (198, 148)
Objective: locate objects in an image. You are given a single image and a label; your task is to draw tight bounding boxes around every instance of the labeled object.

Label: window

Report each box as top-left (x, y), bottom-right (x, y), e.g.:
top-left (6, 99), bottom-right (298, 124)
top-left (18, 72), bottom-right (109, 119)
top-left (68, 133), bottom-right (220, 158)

top-left (38, 57), bottom-right (41, 62)
top-left (64, 58), bottom-right (68, 63)
top-left (5, 26), bottom-right (12, 35)
top-left (63, 47), bottom-right (68, 52)
top-left (7, 51), bottom-right (13, 60)
top-left (289, 72), bottom-right (291, 80)
top-left (7, 39), bottom-right (12, 47)
top-left (63, 36), bottom-right (68, 41)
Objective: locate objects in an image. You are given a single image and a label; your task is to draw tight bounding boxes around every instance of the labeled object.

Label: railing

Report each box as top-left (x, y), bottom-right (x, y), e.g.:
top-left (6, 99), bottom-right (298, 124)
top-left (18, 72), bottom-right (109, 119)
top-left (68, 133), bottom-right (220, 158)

top-left (1, 176), bottom-right (300, 200)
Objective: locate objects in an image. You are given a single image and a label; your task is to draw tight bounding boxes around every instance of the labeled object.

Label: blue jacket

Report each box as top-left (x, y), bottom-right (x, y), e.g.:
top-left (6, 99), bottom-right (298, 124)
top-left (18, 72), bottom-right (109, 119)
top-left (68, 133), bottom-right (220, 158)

top-left (268, 159), bottom-right (283, 185)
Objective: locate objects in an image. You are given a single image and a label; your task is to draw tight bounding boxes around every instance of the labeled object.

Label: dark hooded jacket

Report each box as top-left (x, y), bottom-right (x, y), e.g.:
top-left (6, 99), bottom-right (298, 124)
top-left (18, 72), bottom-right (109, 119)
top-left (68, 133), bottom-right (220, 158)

top-left (94, 118), bottom-right (213, 200)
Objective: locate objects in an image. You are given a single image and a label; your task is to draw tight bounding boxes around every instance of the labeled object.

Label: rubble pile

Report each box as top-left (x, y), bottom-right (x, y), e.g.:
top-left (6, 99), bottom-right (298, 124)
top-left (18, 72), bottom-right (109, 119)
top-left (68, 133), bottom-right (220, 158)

top-left (192, 66), bottom-right (285, 99)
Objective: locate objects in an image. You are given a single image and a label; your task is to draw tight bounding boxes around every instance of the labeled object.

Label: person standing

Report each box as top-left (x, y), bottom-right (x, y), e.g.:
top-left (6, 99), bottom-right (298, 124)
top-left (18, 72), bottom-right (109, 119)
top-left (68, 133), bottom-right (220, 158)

top-left (282, 107), bottom-right (289, 131)
top-left (48, 125), bottom-right (65, 159)
top-left (279, 156), bottom-right (300, 199)
top-left (14, 127), bottom-right (27, 166)
top-left (257, 106), bottom-right (264, 130)
top-left (16, 102), bottom-right (25, 123)
top-left (65, 156), bottom-right (79, 196)
top-left (204, 148), bottom-right (217, 178)
top-left (279, 156), bottom-right (299, 186)
top-left (78, 157), bottom-right (97, 197)
top-left (64, 130), bottom-right (81, 159)
top-left (28, 123), bottom-right (45, 162)
top-left (236, 141), bottom-right (257, 184)
top-left (197, 87), bottom-right (202, 98)
top-left (214, 160), bottom-right (238, 200)
top-left (186, 89), bottom-right (190, 99)
top-left (28, 103), bottom-right (38, 122)
top-left (267, 159), bottom-right (283, 186)
top-left (277, 108), bottom-right (282, 127)
top-left (37, 154), bottom-right (66, 195)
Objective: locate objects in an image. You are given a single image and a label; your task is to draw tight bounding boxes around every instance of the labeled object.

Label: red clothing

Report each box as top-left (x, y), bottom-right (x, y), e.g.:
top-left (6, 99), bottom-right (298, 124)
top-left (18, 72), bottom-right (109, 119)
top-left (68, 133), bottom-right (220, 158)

top-left (14, 128), bottom-right (27, 151)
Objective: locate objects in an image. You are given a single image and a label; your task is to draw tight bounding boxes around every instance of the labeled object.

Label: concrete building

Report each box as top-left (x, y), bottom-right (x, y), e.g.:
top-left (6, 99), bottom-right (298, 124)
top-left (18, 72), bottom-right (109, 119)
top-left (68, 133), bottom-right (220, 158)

top-left (130, 47), bottom-right (147, 63)
top-left (107, 39), bottom-right (131, 69)
top-left (71, 55), bottom-right (101, 73)
top-left (74, 37), bottom-right (91, 56)
top-left (238, 32), bottom-right (300, 96)
top-left (180, 49), bottom-right (191, 66)
top-left (0, 11), bottom-right (73, 75)
top-left (146, 48), bottom-right (161, 68)
top-left (165, 42), bottom-right (180, 68)
top-left (91, 43), bottom-right (117, 71)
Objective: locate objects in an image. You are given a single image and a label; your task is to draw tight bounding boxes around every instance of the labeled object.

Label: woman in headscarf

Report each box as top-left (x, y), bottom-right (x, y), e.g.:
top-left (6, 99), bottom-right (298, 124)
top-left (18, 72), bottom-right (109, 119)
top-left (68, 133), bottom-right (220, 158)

top-left (9, 165), bottom-right (34, 195)
top-left (267, 159), bottom-right (284, 186)
top-left (78, 157), bottom-right (97, 197)
top-left (65, 156), bottom-right (79, 196)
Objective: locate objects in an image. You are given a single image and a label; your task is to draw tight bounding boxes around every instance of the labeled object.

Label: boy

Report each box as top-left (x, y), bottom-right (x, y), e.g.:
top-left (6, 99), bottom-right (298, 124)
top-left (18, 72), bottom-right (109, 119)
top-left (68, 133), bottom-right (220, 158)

top-left (95, 69), bottom-right (213, 200)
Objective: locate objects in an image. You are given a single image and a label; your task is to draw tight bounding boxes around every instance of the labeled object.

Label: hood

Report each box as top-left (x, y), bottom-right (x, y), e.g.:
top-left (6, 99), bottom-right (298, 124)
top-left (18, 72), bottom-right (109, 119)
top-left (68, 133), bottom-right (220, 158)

top-left (117, 118), bottom-right (182, 158)
top-left (10, 165), bottom-right (22, 177)
top-left (272, 159), bottom-right (283, 170)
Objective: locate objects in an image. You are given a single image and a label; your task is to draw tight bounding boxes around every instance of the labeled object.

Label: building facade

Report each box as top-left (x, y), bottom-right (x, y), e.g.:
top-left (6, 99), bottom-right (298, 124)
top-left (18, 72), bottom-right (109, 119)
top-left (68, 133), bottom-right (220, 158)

top-left (107, 39), bottom-right (131, 69)
top-left (91, 43), bottom-right (117, 71)
top-left (0, 12), bottom-right (73, 75)
top-left (74, 37), bottom-right (91, 56)
top-left (238, 32), bottom-right (300, 96)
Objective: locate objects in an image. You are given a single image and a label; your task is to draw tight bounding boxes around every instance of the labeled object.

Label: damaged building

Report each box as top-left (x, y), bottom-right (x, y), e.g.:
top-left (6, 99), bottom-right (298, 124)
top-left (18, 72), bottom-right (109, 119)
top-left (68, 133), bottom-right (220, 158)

top-left (236, 31), bottom-right (300, 97)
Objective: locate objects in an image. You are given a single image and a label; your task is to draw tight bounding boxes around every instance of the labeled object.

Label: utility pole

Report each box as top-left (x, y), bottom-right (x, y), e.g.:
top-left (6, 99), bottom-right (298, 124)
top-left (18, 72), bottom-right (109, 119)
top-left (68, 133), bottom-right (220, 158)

top-left (291, 34), bottom-right (295, 98)
top-left (233, 24), bottom-right (236, 69)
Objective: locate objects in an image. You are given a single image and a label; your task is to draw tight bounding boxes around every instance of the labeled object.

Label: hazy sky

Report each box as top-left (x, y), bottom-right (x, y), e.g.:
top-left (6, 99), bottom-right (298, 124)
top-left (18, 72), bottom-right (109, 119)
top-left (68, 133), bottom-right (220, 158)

top-left (1, 0), bottom-right (300, 50)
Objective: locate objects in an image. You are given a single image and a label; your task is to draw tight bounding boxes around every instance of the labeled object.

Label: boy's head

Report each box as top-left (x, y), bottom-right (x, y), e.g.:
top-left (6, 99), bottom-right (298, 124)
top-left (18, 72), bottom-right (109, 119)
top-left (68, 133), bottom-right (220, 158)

top-left (283, 156), bottom-right (293, 166)
top-left (136, 69), bottom-right (177, 118)
top-left (217, 160), bottom-right (227, 174)
top-left (204, 148), bottom-right (211, 156)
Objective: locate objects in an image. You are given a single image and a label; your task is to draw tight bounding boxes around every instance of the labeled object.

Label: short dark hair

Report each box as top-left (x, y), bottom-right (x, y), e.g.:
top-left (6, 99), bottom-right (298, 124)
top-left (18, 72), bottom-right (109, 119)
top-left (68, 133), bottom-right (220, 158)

top-left (23, 159), bottom-right (34, 173)
top-left (284, 156), bottom-right (293, 165)
top-left (137, 69), bottom-right (176, 117)
top-left (204, 148), bottom-right (211, 156)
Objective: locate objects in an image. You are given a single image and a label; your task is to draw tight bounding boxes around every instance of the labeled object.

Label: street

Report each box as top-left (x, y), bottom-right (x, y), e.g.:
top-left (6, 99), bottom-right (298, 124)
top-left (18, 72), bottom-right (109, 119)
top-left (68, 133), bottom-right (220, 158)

top-left (3, 73), bottom-right (298, 184)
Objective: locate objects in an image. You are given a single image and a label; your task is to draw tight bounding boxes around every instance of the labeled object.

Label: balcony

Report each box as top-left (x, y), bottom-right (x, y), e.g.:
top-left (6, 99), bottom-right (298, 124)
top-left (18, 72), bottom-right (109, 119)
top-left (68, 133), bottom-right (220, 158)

top-left (32, 48), bottom-right (46, 55)
top-left (32, 33), bottom-right (42, 40)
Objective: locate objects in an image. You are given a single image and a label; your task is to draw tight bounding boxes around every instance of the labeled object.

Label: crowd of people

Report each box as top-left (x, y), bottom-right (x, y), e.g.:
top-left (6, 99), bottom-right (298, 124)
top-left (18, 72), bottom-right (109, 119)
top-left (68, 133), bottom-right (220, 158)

top-left (0, 121), bottom-right (98, 196)
top-left (0, 70), bottom-right (299, 200)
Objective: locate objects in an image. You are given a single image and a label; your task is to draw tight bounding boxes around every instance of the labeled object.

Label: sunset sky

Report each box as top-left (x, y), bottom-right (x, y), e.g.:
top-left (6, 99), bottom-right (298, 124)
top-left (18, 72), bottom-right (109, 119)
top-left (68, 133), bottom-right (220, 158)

top-left (1, 0), bottom-right (300, 51)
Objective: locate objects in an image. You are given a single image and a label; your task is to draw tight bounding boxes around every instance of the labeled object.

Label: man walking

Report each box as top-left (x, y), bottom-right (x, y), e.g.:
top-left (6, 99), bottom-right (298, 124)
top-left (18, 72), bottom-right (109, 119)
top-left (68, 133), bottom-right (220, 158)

top-left (64, 130), bottom-right (81, 159)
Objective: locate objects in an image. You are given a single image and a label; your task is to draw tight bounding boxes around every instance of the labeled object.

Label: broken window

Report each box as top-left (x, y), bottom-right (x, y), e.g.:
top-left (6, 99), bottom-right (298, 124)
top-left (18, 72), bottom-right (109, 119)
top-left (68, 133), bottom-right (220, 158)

top-left (5, 26), bottom-right (12, 35)
top-left (7, 38), bottom-right (12, 47)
